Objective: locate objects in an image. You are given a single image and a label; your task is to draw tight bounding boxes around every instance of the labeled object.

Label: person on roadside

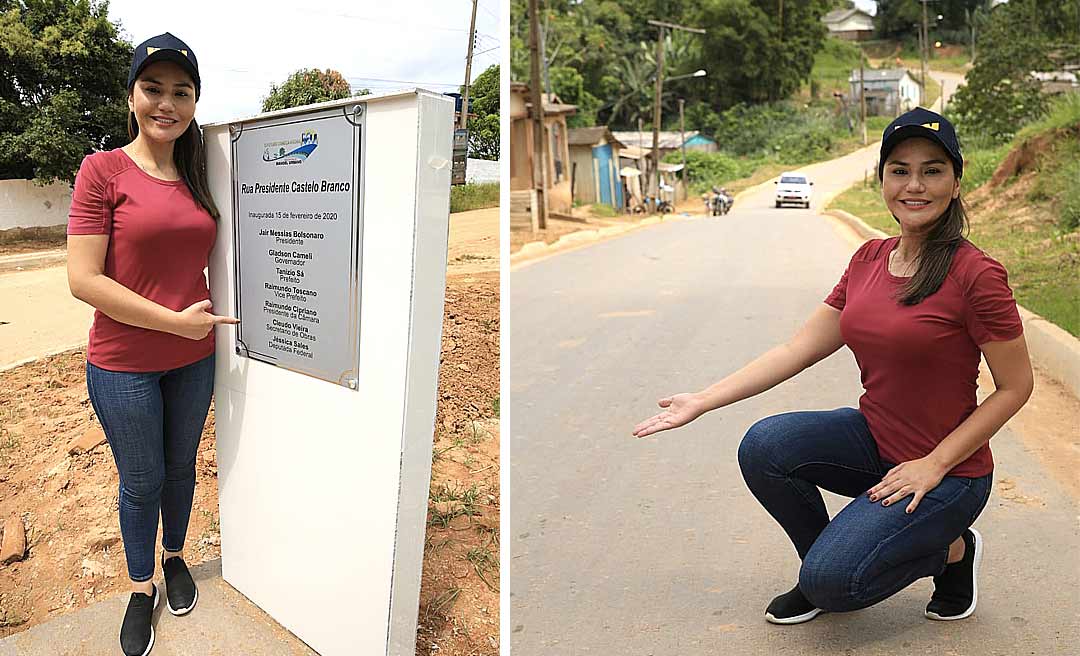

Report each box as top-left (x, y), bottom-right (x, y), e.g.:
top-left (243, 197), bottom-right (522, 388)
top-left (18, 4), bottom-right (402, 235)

top-left (66, 33), bottom-right (238, 656)
top-left (633, 107), bottom-right (1032, 626)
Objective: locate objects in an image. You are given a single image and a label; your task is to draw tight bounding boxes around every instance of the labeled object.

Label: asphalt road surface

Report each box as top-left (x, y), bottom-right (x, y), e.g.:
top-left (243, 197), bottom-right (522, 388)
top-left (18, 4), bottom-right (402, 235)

top-left (509, 152), bottom-right (1079, 655)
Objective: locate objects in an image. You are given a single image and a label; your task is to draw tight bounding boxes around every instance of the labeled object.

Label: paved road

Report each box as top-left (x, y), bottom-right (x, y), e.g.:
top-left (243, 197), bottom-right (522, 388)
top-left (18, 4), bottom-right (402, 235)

top-left (931, 69), bottom-right (968, 113)
top-left (509, 150), bottom-right (1079, 655)
top-left (0, 264), bottom-right (93, 370)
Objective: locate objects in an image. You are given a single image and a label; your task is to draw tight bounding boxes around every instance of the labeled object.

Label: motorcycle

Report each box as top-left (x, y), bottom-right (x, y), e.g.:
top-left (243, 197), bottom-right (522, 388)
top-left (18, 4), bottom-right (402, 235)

top-left (709, 188), bottom-right (733, 216)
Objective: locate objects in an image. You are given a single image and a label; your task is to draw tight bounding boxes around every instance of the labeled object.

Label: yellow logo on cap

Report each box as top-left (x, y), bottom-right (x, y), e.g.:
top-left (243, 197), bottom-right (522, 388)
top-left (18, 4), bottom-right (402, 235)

top-left (894, 121), bottom-right (940, 131)
top-left (147, 46), bottom-right (188, 57)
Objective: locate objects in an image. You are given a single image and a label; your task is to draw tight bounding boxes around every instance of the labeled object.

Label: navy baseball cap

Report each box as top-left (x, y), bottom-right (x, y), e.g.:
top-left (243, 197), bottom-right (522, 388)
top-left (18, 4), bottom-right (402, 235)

top-left (127, 33), bottom-right (201, 100)
top-left (878, 107), bottom-right (962, 180)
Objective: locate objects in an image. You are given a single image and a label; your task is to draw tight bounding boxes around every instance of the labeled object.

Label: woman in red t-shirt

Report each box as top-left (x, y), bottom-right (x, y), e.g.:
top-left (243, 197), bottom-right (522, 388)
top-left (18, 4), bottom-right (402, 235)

top-left (66, 33), bottom-right (238, 656)
top-left (633, 108), bottom-right (1032, 626)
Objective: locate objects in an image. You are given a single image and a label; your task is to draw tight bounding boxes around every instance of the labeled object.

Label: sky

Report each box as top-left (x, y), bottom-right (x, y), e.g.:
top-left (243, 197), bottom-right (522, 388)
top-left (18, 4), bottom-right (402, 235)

top-left (853, 0), bottom-right (878, 15)
top-left (106, 0), bottom-right (501, 125)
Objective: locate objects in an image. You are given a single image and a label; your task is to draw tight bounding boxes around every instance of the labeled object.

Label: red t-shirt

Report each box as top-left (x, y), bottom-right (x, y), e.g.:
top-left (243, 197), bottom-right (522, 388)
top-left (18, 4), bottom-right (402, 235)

top-left (67, 149), bottom-right (217, 372)
top-left (824, 237), bottom-right (1023, 477)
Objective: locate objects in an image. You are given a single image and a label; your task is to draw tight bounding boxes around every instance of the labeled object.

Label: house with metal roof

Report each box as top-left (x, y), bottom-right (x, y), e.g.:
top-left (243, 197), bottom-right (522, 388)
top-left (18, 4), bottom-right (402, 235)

top-left (509, 82), bottom-right (577, 229)
top-left (850, 68), bottom-right (922, 116)
top-left (567, 126), bottom-right (626, 208)
top-left (822, 7), bottom-right (875, 41)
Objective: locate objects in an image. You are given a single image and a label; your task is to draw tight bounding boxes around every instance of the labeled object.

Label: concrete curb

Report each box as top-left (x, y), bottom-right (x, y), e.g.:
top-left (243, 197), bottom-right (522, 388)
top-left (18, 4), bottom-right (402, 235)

top-left (0, 249), bottom-right (66, 273)
top-left (509, 213), bottom-right (694, 270)
top-left (509, 173), bottom-right (785, 270)
top-left (825, 208), bottom-right (1080, 400)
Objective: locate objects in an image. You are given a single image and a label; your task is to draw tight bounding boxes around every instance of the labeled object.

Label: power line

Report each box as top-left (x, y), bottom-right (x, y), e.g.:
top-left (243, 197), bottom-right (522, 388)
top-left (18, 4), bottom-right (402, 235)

top-left (470, 45), bottom-right (500, 59)
top-left (476, 0), bottom-right (499, 21)
top-left (345, 75), bottom-right (460, 88)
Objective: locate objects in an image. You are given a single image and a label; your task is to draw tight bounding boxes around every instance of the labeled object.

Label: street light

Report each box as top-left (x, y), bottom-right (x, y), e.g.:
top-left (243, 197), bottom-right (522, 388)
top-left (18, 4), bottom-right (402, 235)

top-left (651, 69), bottom-right (707, 84)
top-left (651, 69), bottom-right (707, 211)
top-left (668, 69), bottom-right (707, 82)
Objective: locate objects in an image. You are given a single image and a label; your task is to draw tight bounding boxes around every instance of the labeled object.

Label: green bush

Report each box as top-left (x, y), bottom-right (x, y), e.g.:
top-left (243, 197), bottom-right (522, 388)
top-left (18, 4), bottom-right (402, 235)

top-left (665, 150), bottom-right (759, 193)
top-left (449, 183), bottom-right (499, 213)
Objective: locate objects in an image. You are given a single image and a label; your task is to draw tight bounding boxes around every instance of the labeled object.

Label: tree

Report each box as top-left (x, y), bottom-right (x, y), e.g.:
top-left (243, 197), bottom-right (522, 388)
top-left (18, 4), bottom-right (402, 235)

top-left (463, 64), bottom-right (499, 160)
top-left (692, 0), bottom-right (830, 107)
top-left (949, 0), bottom-right (1080, 143)
top-left (0, 0), bottom-right (132, 185)
top-left (261, 69), bottom-right (366, 112)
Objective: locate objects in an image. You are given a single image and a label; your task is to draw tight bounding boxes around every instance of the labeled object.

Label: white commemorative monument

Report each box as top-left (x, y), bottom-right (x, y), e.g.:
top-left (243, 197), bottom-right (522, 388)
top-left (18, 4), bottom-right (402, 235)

top-left (202, 90), bottom-right (453, 655)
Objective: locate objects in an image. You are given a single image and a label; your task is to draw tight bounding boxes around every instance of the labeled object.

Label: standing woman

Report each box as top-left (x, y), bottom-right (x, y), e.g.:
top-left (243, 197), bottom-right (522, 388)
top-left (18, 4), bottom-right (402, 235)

top-left (633, 108), bottom-right (1033, 626)
top-left (66, 33), bottom-right (238, 655)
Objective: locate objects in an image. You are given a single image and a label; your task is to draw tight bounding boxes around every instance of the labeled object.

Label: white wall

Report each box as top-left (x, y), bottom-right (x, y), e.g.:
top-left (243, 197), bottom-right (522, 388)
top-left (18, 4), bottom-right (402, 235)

top-left (0, 179), bottom-right (72, 230)
top-left (466, 158), bottom-right (499, 184)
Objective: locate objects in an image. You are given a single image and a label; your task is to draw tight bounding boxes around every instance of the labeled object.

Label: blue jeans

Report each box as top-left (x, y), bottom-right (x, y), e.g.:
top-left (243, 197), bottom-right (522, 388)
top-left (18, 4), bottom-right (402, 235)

top-left (737, 407), bottom-right (992, 612)
top-left (86, 352), bottom-right (215, 582)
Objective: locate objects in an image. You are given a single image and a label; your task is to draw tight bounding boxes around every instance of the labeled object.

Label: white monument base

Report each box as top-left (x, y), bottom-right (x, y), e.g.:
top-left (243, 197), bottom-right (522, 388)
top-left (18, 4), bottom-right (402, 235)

top-left (203, 90), bottom-right (452, 655)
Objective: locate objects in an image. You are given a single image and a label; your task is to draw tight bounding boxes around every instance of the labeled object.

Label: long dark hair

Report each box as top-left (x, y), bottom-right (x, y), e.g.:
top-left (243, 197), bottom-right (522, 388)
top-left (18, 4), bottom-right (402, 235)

top-left (127, 112), bottom-right (220, 220)
top-left (895, 195), bottom-right (969, 306)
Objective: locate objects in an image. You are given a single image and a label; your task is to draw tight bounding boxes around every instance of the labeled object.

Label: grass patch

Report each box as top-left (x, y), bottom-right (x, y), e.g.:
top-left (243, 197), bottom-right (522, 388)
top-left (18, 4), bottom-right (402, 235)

top-left (465, 545), bottom-right (499, 592)
top-left (829, 181), bottom-right (899, 236)
top-left (450, 182), bottom-right (499, 213)
top-left (589, 203), bottom-right (619, 218)
top-left (810, 37), bottom-right (864, 96)
top-left (961, 143), bottom-right (1012, 194)
top-left (1016, 93), bottom-right (1080, 141)
top-left (491, 395), bottom-right (500, 418)
top-left (427, 586), bottom-right (461, 616)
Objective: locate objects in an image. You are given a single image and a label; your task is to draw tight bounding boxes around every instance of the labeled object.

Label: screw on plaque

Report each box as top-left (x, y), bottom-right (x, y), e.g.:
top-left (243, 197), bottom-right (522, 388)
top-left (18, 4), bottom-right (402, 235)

top-left (347, 377), bottom-right (358, 390)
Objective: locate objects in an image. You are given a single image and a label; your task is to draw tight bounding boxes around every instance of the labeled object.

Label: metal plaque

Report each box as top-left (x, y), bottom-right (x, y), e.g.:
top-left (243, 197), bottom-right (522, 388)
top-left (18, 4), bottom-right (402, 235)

top-left (230, 105), bottom-right (365, 389)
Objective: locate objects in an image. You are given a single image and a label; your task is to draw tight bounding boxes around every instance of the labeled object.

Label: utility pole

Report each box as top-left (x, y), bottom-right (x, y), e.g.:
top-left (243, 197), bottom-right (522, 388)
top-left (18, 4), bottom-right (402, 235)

top-left (678, 98), bottom-right (687, 202)
top-left (859, 58), bottom-right (867, 145)
top-left (539, 20), bottom-right (551, 95)
top-left (647, 19), bottom-right (705, 212)
top-left (920, 0), bottom-right (931, 107)
top-left (459, 0), bottom-right (478, 131)
top-left (528, 0), bottom-right (547, 230)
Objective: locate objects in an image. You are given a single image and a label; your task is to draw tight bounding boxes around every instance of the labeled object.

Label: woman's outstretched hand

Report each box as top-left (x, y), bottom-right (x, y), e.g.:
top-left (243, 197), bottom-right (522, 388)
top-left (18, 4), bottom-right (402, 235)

top-left (633, 393), bottom-right (708, 438)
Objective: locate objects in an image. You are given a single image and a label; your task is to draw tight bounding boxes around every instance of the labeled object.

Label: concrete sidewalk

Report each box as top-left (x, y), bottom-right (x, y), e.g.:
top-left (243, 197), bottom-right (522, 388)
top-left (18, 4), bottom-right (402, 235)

top-left (0, 559), bottom-right (317, 655)
top-left (0, 249), bottom-right (66, 274)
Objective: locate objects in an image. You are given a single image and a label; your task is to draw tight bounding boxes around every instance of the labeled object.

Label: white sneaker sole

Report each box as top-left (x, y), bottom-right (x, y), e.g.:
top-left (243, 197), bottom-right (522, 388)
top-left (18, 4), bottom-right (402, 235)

top-left (925, 527), bottom-right (983, 621)
top-left (765, 607), bottom-right (825, 625)
top-left (166, 585), bottom-right (198, 616)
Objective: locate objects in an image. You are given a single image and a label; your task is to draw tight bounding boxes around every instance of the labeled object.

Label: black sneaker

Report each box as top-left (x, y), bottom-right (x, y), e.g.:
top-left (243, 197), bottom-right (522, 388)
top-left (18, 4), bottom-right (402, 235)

top-left (765, 585), bottom-right (824, 624)
top-left (120, 583), bottom-right (158, 656)
top-left (162, 552), bottom-right (198, 616)
top-left (926, 527), bottom-right (983, 621)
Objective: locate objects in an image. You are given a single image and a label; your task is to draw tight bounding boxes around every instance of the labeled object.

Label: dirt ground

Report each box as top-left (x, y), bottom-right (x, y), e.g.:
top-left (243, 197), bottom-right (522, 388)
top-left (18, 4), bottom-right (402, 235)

top-left (0, 226), bottom-right (66, 257)
top-left (0, 213), bottom-right (500, 655)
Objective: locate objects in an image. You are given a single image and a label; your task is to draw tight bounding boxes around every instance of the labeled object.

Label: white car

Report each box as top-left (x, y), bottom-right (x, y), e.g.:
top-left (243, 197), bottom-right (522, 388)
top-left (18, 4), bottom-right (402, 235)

top-left (775, 173), bottom-right (813, 209)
